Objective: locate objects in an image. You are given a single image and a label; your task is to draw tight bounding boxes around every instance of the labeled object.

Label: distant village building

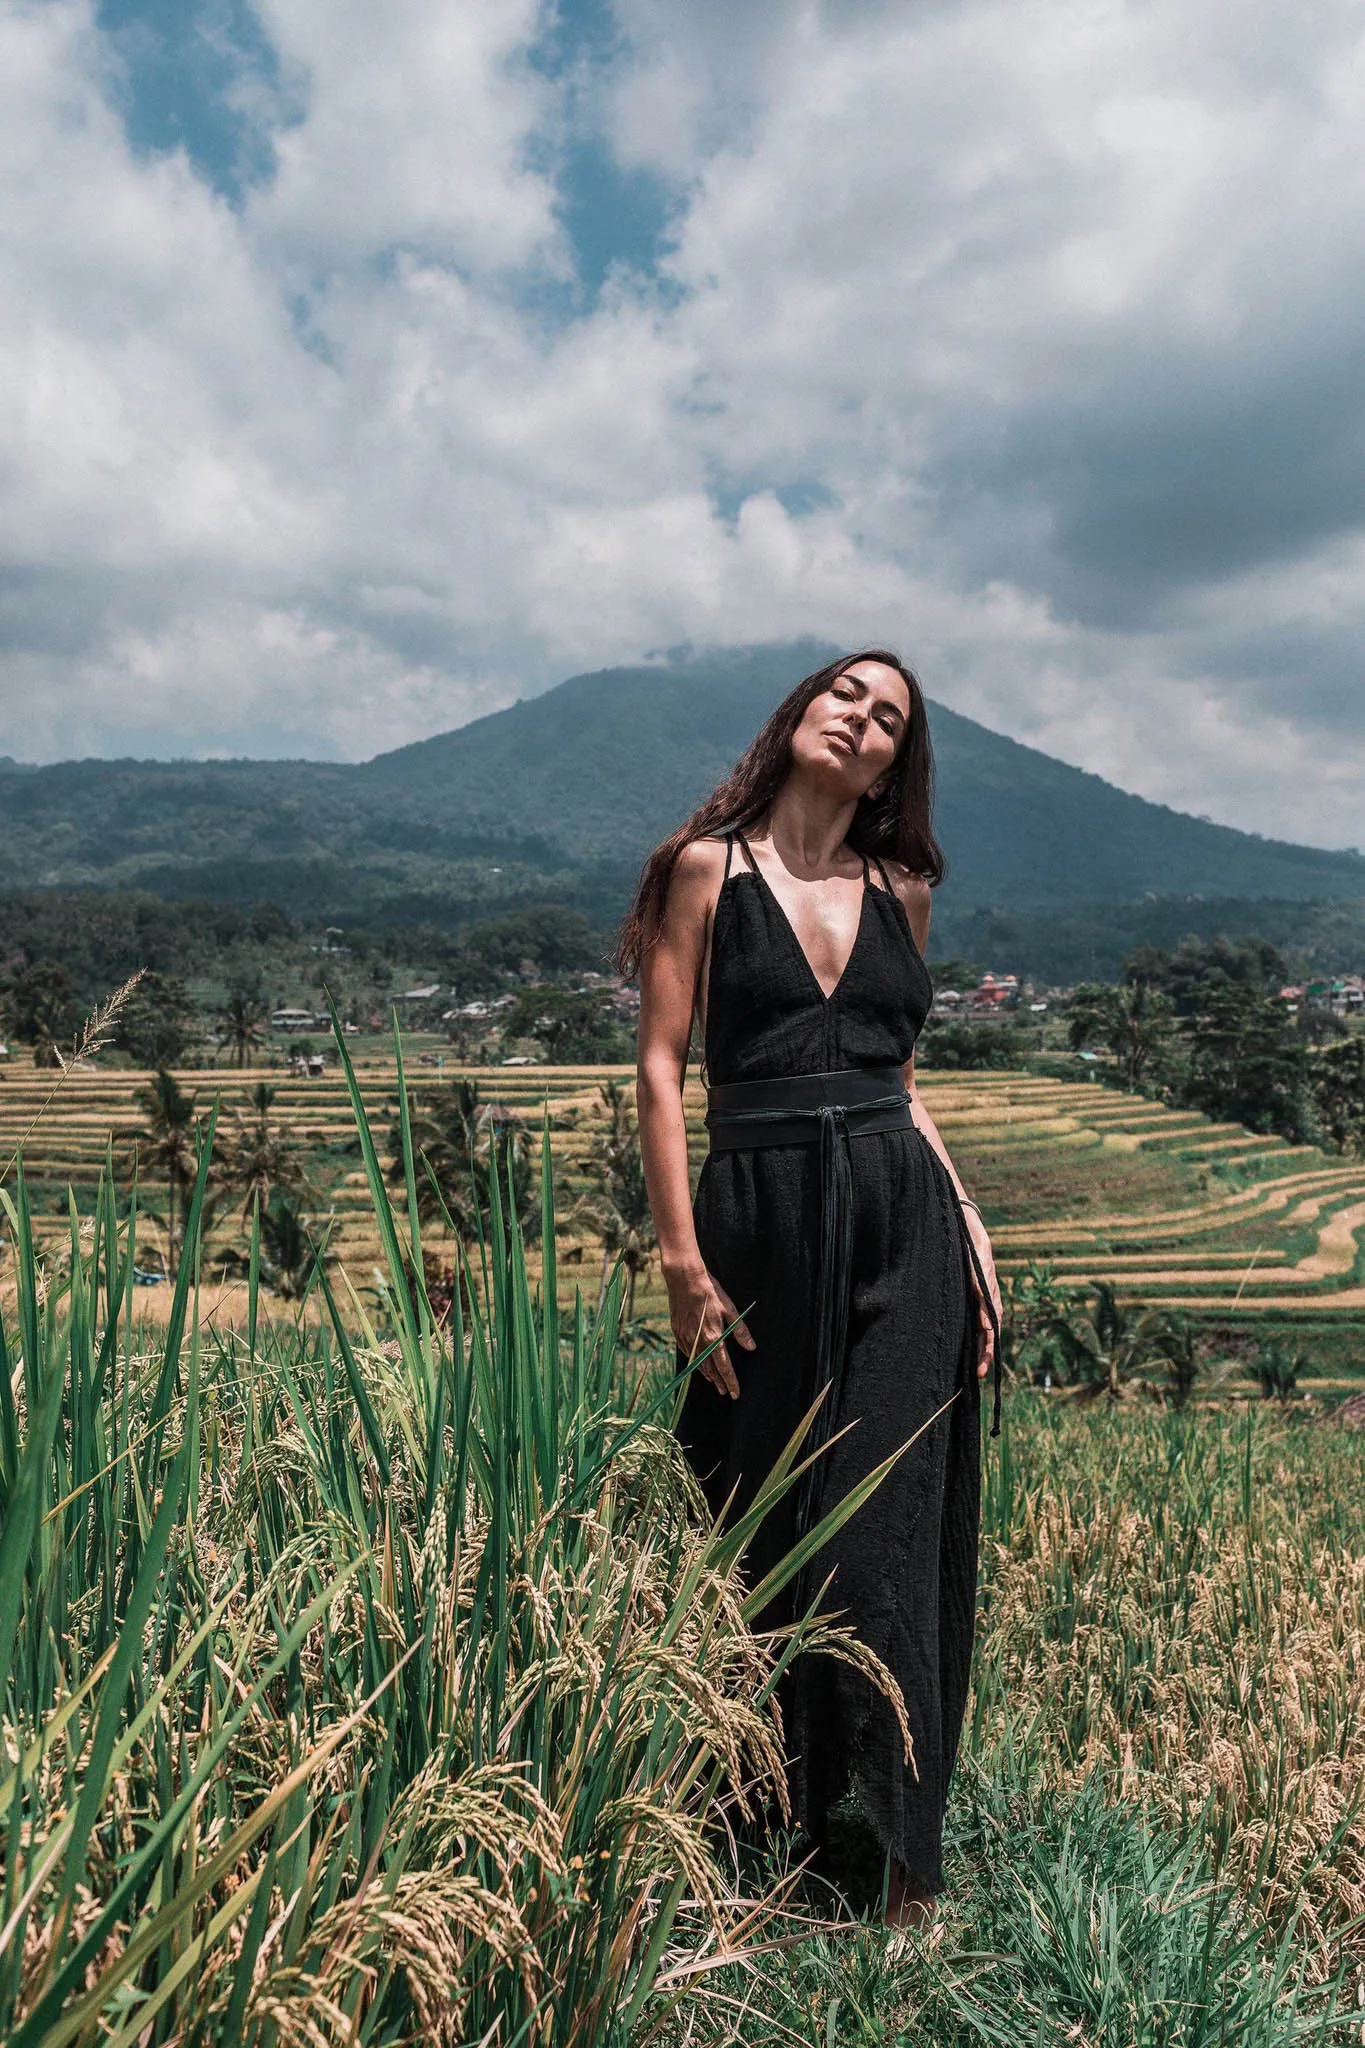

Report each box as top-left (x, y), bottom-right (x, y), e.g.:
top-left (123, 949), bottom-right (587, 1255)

top-left (972, 973), bottom-right (1019, 1010)
top-left (271, 1007), bottom-right (316, 1032)
top-left (1300, 977), bottom-right (1365, 1015)
top-left (929, 972), bottom-right (1023, 1021)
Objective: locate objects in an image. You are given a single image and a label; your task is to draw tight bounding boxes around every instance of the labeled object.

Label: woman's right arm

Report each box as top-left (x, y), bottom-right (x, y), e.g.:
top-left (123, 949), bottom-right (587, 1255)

top-left (636, 841), bottom-right (755, 1399)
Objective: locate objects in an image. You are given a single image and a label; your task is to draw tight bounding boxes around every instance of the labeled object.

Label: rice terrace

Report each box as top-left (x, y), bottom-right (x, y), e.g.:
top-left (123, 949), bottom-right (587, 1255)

top-left (4, 1008), bottom-right (1365, 2044)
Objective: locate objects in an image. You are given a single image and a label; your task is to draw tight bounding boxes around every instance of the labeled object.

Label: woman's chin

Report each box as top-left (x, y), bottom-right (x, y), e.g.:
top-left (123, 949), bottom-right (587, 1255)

top-left (793, 750), bottom-right (863, 796)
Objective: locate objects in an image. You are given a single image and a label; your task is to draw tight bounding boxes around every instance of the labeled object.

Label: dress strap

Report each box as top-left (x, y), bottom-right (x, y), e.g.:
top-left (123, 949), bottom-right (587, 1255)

top-left (870, 854), bottom-right (895, 895)
top-left (722, 833), bottom-right (734, 885)
top-left (733, 829), bottom-right (759, 874)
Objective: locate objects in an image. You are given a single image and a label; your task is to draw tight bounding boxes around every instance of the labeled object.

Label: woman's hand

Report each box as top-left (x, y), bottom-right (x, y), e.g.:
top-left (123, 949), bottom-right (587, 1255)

top-left (666, 1259), bottom-right (755, 1398)
top-left (963, 1208), bottom-right (1002, 1380)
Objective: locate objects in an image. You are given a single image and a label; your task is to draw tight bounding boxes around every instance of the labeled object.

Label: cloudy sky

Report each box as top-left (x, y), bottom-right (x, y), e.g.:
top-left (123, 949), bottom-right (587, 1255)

top-left (2, 0), bottom-right (1363, 845)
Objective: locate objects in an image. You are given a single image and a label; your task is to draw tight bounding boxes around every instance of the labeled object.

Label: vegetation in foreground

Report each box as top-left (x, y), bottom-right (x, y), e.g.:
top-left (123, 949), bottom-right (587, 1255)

top-left (3, 1025), bottom-right (1365, 2039)
top-left (0, 1033), bottom-right (898, 2046)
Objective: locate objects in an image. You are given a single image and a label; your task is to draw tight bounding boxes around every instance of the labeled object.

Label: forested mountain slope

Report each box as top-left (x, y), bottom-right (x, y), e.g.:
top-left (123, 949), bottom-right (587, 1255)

top-left (0, 643), bottom-right (1359, 934)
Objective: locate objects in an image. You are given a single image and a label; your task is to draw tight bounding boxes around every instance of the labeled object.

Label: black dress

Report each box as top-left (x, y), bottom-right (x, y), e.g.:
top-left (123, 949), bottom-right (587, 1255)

top-left (675, 830), bottom-right (981, 1894)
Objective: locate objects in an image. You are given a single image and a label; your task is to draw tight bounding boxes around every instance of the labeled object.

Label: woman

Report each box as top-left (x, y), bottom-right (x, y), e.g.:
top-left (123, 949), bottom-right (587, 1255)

top-left (619, 649), bottom-right (1002, 1927)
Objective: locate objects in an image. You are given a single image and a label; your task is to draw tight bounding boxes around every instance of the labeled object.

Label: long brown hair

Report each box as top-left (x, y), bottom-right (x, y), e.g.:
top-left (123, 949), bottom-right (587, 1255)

top-left (615, 649), bottom-right (946, 977)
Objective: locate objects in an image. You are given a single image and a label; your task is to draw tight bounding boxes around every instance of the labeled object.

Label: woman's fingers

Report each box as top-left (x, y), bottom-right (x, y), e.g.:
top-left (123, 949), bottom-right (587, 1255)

top-left (700, 1281), bottom-right (748, 1398)
top-left (702, 1338), bottom-right (740, 1400)
top-left (976, 1296), bottom-right (994, 1379)
top-left (673, 1270), bottom-right (747, 1399)
top-left (712, 1281), bottom-right (756, 1352)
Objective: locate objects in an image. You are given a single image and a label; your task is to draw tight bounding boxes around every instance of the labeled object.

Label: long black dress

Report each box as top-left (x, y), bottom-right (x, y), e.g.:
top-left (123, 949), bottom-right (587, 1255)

top-left (675, 830), bottom-right (981, 1894)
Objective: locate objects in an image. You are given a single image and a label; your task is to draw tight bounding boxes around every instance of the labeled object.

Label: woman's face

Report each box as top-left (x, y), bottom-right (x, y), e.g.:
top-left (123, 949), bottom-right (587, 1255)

top-left (791, 660), bottom-right (911, 799)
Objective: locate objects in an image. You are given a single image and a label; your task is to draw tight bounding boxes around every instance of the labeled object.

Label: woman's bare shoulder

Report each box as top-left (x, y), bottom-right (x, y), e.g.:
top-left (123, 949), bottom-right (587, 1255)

top-left (877, 855), bottom-right (931, 910)
top-left (664, 836), bottom-right (730, 917)
top-left (673, 836), bottom-right (730, 882)
top-left (878, 857), bottom-right (933, 944)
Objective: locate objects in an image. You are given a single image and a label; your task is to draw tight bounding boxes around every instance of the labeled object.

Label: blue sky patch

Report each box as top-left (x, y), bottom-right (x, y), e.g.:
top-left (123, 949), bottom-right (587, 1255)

top-left (709, 475), bottom-right (842, 528)
top-left (557, 139), bottom-right (676, 296)
top-left (529, 0), bottom-right (680, 301)
top-left (96, 0), bottom-right (299, 205)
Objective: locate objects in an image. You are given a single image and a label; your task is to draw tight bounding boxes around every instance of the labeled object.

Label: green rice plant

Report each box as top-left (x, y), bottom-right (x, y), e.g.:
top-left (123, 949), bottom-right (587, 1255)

top-left (928, 1761), bottom-right (1354, 2046)
top-left (0, 1021), bottom-right (911, 2046)
top-left (661, 1765), bottom-right (1358, 2046)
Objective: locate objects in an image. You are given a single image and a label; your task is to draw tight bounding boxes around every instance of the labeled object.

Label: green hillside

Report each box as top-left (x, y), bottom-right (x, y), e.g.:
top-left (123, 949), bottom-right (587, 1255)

top-left (361, 643), bottom-right (1365, 908)
top-left (0, 643), bottom-right (1360, 972)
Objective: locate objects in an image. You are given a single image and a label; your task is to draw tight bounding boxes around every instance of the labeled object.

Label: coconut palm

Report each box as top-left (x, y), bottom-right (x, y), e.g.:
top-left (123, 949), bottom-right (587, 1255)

top-left (1256, 1337), bottom-right (1312, 1403)
top-left (256, 1187), bottom-right (327, 1299)
top-left (391, 1081), bottom-right (543, 1247)
top-left (227, 1081), bottom-right (314, 1223)
top-left (1067, 977), bottom-right (1175, 1091)
top-left (1143, 1310), bottom-right (1202, 1409)
top-left (1001, 1259), bottom-right (1084, 1387)
top-left (218, 988), bottom-right (267, 1068)
top-left (133, 1068), bottom-right (213, 1263)
top-left (389, 1079), bottom-right (483, 1235)
top-left (1042, 1280), bottom-right (1173, 1402)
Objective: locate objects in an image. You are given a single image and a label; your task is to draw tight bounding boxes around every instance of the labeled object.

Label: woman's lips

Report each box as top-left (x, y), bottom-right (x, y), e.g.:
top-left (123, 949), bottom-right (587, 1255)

top-left (826, 729), bottom-right (857, 757)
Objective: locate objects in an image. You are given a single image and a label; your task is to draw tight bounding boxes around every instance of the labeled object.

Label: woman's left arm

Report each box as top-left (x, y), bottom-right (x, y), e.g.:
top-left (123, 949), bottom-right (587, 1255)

top-left (895, 869), bottom-right (1001, 1380)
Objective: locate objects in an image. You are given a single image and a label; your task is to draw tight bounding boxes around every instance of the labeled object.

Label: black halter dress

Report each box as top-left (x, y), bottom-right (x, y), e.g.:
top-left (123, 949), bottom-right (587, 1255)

top-left (675, 831), bottom-right (983, 1894)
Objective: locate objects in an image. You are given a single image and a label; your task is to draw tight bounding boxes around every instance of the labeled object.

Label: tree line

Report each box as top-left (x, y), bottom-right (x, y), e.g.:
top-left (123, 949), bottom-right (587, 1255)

top-left (1066, 934), bottom-right (1365, 1153)
top-left (0, 893), bottom-right (621, 1065)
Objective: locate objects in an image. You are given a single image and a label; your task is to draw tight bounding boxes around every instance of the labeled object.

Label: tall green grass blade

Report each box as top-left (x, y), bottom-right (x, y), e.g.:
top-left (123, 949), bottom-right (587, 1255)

top-left (0, 1343), bottom-right (66, 1708)
top-left (739, 1394), bottom-right (960, 1621)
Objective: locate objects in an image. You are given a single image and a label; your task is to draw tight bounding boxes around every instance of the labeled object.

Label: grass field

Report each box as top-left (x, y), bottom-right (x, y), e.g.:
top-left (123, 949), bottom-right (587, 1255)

top-left (4, 1045), bottom-right (1365, 2041)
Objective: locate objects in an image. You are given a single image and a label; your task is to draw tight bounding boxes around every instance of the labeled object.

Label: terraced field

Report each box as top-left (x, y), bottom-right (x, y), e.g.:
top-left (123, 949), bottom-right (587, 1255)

top-left (2, 1058), bottom-right (1363, 1332)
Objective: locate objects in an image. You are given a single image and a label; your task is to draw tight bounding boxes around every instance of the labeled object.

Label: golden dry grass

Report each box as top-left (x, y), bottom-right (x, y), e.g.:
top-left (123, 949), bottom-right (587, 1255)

top-left (974, 1396), bottom-right (1365, 1966)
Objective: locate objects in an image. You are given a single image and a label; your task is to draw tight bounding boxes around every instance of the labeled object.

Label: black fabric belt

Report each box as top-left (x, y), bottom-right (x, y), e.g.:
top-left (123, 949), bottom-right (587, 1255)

top-left (704, 1065), bottom-right (1002, 1556)
top-left (705, 1064), bottom-right (916, 1152)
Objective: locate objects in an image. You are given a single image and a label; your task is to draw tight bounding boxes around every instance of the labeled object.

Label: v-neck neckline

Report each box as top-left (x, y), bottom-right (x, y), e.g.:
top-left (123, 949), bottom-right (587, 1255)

top-left (740, 856), bottom-right (871, 1006)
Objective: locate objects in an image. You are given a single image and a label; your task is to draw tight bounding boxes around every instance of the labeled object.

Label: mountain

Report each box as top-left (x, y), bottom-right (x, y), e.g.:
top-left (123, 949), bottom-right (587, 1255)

top-left (0, 644), bottom-right (1360, 954)
top-left (359, 642), bottom-right (1365, 905)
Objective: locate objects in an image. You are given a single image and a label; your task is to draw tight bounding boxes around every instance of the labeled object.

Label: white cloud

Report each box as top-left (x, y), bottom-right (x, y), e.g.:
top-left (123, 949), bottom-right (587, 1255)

top-left (0, 0), bottom-right (1362, 850)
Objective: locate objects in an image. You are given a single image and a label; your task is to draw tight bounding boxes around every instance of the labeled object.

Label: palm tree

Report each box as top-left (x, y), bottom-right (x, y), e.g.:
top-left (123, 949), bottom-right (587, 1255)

top-left (574, 1081), bottom-right (657, 1319)
top-left (133, 1069), bottom-right (211, 1265)
top-left (1068, 978), bottom-right (1174, 1092)
top-left (1256, 1338), bottom-right (1311, 1403)
top-left (389, 1080), bottom-right (544, 1246)
top-left (1000, 1259), bottom-right (1083, 1387)
top-left (227, 1083), bottom-right (313, 1223)
top-left (1041, 1280), bottom-right (1172, 1402)
top-left (1144, 1311), bottom-right (1202, 1409)
top-left (256, 1189), bottom-right (327, 1300)
top-left (218, 989), bottom-right (267, 1068)
top-left (389, 1079), bottom-right (483, 1235)
top-left (472, 1118), bottom-right (543, 1247)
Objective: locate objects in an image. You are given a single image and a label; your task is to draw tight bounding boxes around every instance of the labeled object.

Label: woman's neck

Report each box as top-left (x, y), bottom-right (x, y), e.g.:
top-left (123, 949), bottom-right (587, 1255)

top-left (758, 775), bottom-right (860, 877)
